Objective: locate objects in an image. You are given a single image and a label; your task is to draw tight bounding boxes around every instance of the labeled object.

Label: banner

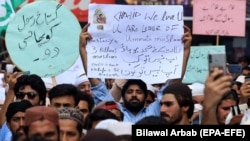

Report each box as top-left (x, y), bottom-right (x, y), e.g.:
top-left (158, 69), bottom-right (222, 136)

top-left (0, 0), bottom-right (15, 35)
top-left (182, 45), bottom-right (225, 84)
top-left (87, 4), bottom-right (184, 84)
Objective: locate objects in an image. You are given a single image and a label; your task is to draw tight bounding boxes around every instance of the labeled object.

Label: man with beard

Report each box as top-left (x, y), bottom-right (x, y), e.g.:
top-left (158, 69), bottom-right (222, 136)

top-left (79, 22), bottom-right (192, 123)
top-left (119, 79), bottom-right (154, 123)
top-left (0, 74), bottom-right (47, 141)
top-left (24, 106), bottom-right (60, 141)
top-left (4, 100), bottom-right (33, 141)
top-left (160, 83), bottom-right (194, 125)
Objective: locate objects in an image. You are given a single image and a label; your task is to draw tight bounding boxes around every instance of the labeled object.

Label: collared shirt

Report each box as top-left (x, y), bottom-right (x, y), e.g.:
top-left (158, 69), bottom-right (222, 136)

top-left (93, 80), bottom-right (170, 124)
top-left (0, 122), bottom-right (12, 141)
top-left (92, 81), bottom-right (114, 105)
top-left (119, 81), bottom-right (171, 124)
top-left (119, 101), bottom-right (161, 123)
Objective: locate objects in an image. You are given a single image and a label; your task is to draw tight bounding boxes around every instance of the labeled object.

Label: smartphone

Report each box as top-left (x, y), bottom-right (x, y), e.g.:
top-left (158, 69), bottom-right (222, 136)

top-left (231, 105), bottom-right (241, 116)
top-left (1, 61), bottom-right (8, 72)
top-left (239, 103), bottom-right (248, 114)
top-left (208, 52), bottom-right (227, 75)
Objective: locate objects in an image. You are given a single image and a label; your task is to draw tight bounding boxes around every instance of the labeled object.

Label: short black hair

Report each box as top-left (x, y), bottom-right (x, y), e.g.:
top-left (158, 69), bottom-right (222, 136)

top-left (6, 100), bottom-right (33, 122)
top-left (48, 84), bottom-right (80, 106)
top-left (135, 116), bottom-right (169, 125)
top-left (78, 91), bottom-right (95, 112)
top-left (163, 83), bottom-right (194, 118)
top-left (121, 79), bottom-right (148, 98)
top-left (14, 74), bottom-right (46, 105)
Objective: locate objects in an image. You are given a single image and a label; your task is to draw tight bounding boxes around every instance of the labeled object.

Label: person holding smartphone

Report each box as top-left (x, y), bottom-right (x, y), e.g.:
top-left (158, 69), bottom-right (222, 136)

top-left (216, 90), bottom-right (241, 125)
top-left (202, 68), bottom-right (233, 124)
top-left (239, 76), bottom-right (250, 107)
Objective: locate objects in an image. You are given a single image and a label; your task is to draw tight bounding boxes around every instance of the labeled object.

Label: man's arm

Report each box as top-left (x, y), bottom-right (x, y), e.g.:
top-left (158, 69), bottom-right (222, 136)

top-left (169, 25), bottom-right (192, 85)
top-left (109, 79), bottom-right (128, 102)
top-left (79, 24), bottom-right (114, 104)
top-left (79, 23), bottom-right (100, 86)
top-left (0, 72), bottom-right (19, 127)
top-left (201, 68), bottom-right (233, 124)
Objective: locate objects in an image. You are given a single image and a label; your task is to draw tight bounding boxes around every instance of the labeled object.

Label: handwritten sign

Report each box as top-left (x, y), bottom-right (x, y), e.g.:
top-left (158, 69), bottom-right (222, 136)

top-left (22, 0), bottom-right (116, 22)
top-left (5, 0), bottom-right (81, 77)
top-left (192, 0), bottom-right (246, 37)
top-left (56, 56), bottom-right (85, 85)
top-left (41, 55), bottom-right (85, 85)
top-left (87, 4), bottom-right (184, 84)
top-left (182, 45), bottom-right (225, 84)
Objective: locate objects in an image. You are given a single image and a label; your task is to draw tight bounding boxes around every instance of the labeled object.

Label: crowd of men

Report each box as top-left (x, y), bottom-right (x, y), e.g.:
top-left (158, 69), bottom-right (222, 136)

top-left (0, 21), bottom-right (250, 141)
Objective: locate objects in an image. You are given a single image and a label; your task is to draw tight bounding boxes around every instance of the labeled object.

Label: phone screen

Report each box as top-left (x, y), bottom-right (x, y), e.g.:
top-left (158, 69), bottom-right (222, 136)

top-left (231, 105), bottom-right (241, 116)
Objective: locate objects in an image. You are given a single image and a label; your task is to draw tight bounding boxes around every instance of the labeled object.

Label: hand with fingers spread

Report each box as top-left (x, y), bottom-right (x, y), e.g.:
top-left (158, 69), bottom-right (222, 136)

top-left (6, 72), bottom-right (23, 90)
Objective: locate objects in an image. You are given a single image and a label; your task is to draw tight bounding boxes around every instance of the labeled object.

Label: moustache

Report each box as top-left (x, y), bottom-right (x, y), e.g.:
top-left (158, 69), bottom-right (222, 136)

top-left (129, 97), bottom-right (139, 102)
top-left (15, 126), bottom-right (25, 136)
top-left (160, 112), bottom-right (170, 118)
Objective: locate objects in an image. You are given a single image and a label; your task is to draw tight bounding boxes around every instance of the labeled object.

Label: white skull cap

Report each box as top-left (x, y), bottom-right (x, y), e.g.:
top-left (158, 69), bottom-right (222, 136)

top-left (188, 83), bottom-right (205, 96)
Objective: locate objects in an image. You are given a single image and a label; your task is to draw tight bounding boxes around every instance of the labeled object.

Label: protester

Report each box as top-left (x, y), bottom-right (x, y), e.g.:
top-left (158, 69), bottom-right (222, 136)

top-left (24, 106), bottom-right (60, 141)
top-left (241, 66), bottom-right (250, 76)
top-left (135, 116), bottom-right (169, 125)
top-left (80, 129), bottom-right (119, 141)
top-left (58, 107), bottom-right (85, 141)
top-left (0, 74), bottom-right (47, 141)
top-left (188, 82), bottom-right (204, 124)
top-left (74, 72), bottom-right (92, 96)
top-left (48, 84), bottom-right (80, 108)
top-left (84, 108), bottom-right (119, 130)
top-left (202, 68), bottom-right (233, 124)
top-left (94, 100), bottom-right (124, 121)
top-left (160, 83), bottom-right (194, 125)
top-left (95, 120), bottom-right (133, 141)
top-left (217, 90), bottom-right (242, 125)
top-left (4, 100), bottom-right (33, 141)
top-left (145, 84), bottom-right (158, 107)
top-left (76, 91), bottom-right (95, 123)
top-left (79, 23), bottom-right (192, 123)
top-left (237, 55), bottom-right (250, 69)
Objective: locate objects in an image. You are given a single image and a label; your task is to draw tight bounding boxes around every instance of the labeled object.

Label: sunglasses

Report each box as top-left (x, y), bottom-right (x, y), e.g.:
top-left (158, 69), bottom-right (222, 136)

top-left (15, 92), bottom-right (38, 99)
